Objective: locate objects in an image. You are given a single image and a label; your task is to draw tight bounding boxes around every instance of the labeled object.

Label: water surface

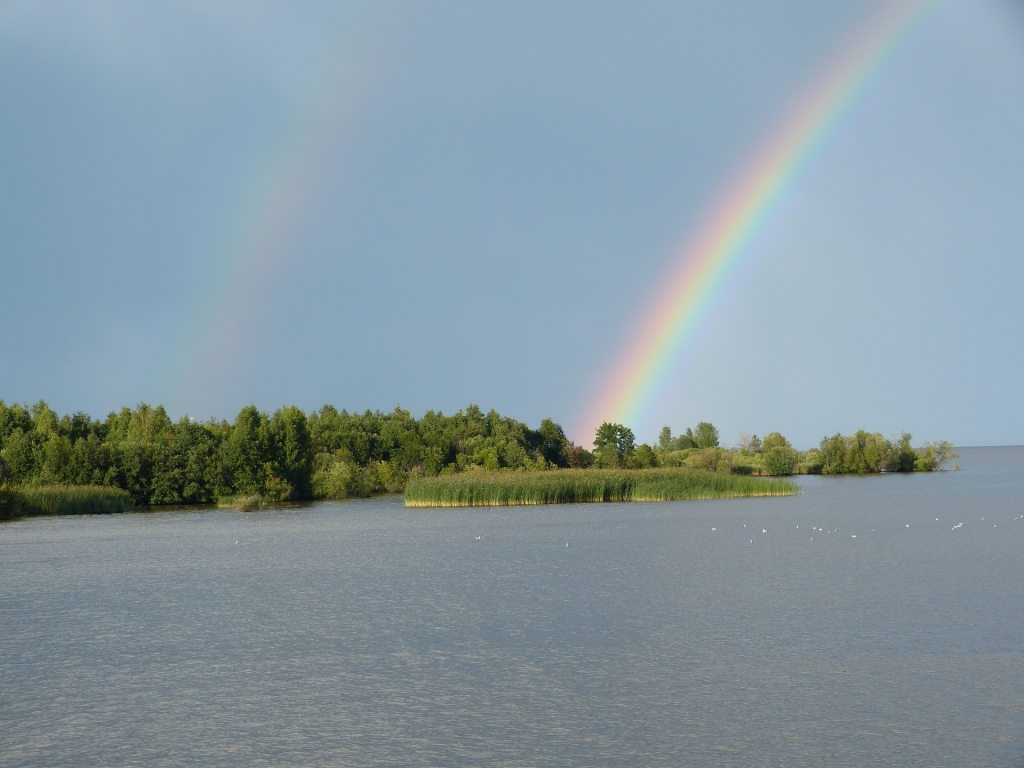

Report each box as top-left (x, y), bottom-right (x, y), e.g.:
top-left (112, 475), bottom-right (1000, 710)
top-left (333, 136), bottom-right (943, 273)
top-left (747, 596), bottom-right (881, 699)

top-left (2, 447), bottom-right (1022, 766)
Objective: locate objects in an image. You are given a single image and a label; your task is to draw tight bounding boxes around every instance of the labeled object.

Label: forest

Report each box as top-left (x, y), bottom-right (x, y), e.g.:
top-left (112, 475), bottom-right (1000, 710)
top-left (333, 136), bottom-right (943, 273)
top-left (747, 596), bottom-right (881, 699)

top-left (0, 400), bottom-right (955, 510)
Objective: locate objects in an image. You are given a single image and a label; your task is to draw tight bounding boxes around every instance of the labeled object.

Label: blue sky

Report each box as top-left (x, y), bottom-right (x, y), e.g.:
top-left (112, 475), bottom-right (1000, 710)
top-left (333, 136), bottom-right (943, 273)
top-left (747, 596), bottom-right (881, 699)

top-left (2, 0), bottom-right (1022, 449)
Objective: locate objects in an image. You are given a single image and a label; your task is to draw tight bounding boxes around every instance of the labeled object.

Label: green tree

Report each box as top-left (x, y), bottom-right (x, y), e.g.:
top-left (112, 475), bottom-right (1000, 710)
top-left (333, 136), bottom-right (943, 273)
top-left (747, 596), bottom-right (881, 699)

top-left (536, 418), bottom-right (571, 467)
top-left (379, 407), bottom-right (423, 470)
top-left (761, 432), bottom-right (798, 476)
top-left (177, 420), bottom-right (220, 503)
top-left (150, 436), bottom-right (186, 506)
top-left (58, 411), bottom-right (96, 443)
top-left (38, 434), bottom-right (75, 484)
top-left (819, 433), bottom-right (847, 474)
top-left (567, 445), bottom-right (595, 468)
top-left (1, 428), bottom-right (38, 483)
top-left (31, 400), bottom-right (58, 438)
top-left (593, 422), bottom-right (636, 468)
top-left (116, 441), bottom-right (156, 503)
top-left (915, 440), bottom-right (957, 471)
top-left (690, 421), bottom-right (720, 449)
top-left (270, 406), bottom-right (313, 499)
top-left (0, 401), bottom-right (33, 443)
top-left (124, 403), bottom-right (172, 444)
top-left (311, 450), bottom-right (354, 499)
top-left (626, 443), bottom-right (659, 469)
top-left (685, 447), bottom-right (723, 472)
top-left (888, 432), bottom-right (916, 472)
top-left (221, 405), bottom-right (270, 495)
top-left (658, 426), bottom-right (673, 452)
top-left (844, 431), bottom-right (892, 474)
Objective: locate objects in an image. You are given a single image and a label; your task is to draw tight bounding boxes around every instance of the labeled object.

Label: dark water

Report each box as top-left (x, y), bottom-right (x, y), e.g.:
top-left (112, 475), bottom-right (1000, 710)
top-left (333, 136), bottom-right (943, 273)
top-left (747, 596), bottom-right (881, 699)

top-left (2, 447), bottom-right (1023, 767)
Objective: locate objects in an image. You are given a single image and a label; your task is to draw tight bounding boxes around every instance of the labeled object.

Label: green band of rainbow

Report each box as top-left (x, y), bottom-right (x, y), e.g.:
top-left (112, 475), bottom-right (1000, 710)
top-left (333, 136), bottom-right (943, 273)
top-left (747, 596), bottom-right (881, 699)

top-left (576, 0), bottom-right (939, 444)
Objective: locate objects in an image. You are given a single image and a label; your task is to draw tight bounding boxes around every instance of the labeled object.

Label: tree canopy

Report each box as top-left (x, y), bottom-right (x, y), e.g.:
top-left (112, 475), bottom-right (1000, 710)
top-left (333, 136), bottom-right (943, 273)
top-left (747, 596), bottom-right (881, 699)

top-left (0, 400), bottom-right (583, 506)
top-left (593, 422), bottom-right (636, 468)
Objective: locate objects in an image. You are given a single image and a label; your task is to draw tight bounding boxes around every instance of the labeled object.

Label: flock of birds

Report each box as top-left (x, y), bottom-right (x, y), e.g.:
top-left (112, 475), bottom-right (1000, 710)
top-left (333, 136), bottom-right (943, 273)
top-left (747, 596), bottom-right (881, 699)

top-left (465, 514), bottom-right (1024, 548)
top-left (466, 512), bottom-right (1024, 547)
top-left (704, 513), bottom-right (1024, 545)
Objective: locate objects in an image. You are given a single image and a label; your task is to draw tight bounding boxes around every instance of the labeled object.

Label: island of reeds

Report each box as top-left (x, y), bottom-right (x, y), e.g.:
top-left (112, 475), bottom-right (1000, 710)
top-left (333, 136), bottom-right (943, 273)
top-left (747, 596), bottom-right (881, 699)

top-left (0, 399), bottom-right (956, 516)
top-left (405, 468), bottom-right (797, 507)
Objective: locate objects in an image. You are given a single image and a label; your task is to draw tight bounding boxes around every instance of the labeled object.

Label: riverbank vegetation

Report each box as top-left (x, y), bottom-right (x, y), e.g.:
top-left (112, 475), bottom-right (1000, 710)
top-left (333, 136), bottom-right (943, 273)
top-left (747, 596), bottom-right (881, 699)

top-left (0, 399), bottom-right (956, 514)
top-left (405, 468), bottom-right (797, 507)
top-left (0, 484), bottom-right (133, 518)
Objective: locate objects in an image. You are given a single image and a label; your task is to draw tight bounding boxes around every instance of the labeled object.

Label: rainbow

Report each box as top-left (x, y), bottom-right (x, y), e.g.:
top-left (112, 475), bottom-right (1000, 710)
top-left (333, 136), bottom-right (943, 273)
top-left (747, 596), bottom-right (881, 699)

top-left (169, 13), bottom-right (398, 418)
top-left (576, 0), bottom-right (940, 445)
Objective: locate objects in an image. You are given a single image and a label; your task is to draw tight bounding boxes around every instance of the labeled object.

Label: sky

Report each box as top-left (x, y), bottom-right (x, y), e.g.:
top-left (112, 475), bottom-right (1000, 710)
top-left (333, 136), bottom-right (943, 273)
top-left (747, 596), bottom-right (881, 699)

top-left (2, 0), bottom-right (1023, 449)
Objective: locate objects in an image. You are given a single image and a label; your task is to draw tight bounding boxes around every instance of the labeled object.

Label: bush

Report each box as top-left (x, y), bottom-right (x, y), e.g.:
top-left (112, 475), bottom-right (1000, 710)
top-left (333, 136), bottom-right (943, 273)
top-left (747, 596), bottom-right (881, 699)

top-left (762, 446), bottom-right (799, 476)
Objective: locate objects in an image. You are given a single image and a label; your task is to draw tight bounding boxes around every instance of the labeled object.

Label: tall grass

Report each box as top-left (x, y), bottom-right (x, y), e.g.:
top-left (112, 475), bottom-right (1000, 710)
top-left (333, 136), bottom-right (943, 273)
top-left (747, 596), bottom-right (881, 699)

top-left (405, 468), bottom-right (797, 508)
top-left (4, 485), bottom-right (134, 517)
top-left (216, 494), bottom-right (271, 512)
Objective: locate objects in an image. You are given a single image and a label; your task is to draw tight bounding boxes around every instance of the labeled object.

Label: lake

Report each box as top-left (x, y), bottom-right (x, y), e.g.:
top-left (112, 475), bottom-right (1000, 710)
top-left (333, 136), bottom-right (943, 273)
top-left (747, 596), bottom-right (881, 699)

top-left (2, 446), bottom-right (1022, 767)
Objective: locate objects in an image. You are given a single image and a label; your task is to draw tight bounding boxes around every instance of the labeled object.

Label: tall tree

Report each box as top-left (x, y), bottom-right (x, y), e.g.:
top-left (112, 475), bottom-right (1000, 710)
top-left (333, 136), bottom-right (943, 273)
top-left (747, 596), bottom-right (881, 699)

top-left (593, 422), bottom-right (636, 468)
top-left (222, 405), bottom-right (270, 495)
top-left (760, 432), bottom-right (798, 475)
top-left (270, 406), bottom-right (313, 499)
top-left (537, 418), bottom-right (571, 467)
top-left (690, 421), bottom-right (720, 449)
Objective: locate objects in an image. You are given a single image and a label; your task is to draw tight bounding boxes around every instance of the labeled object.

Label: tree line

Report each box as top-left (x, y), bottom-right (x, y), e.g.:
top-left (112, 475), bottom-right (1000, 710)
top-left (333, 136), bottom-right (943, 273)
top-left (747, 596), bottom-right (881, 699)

top-left (0, 401), bottom-right (581, 506)
top-left (0, 400), bottom-right (956, 508)
top-left (594, 421), bottom-right (956, 476)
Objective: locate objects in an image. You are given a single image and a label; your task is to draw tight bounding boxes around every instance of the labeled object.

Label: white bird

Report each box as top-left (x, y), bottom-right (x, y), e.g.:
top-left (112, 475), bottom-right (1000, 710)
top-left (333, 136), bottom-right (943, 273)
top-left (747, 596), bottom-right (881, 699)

top-left (474, 536), bottom-right (481, 540)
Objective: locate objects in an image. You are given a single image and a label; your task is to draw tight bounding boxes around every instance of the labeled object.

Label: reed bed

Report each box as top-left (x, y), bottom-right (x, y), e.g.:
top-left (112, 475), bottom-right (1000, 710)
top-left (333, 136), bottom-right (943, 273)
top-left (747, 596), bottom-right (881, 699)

top-left (6, 485), bottom-right (135, 517)
top-left (404, 468), bottom-right (797, 508)
top-left (216, 494), bottom-right (271, 512)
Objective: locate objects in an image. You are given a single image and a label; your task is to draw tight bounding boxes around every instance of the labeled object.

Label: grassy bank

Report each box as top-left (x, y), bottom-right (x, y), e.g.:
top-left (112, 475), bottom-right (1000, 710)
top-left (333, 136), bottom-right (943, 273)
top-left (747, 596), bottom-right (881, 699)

top-left (0, 485), bottom-right (134, 518)
top-left (405, 468), bottom-right (797, 508)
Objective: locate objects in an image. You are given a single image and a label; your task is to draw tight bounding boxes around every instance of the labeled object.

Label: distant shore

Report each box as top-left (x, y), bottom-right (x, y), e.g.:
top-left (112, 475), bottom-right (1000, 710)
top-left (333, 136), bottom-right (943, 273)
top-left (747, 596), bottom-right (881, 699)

top-left (0, 400), bottom-right (955, 514)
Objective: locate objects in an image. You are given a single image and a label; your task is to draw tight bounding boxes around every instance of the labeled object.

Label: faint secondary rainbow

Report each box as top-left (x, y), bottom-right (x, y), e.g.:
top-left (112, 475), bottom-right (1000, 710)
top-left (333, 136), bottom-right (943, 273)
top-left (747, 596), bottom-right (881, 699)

top-left (577, 0), bottom-right (940, 444)
top-left (168, 11), bottom-right (403, 418)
